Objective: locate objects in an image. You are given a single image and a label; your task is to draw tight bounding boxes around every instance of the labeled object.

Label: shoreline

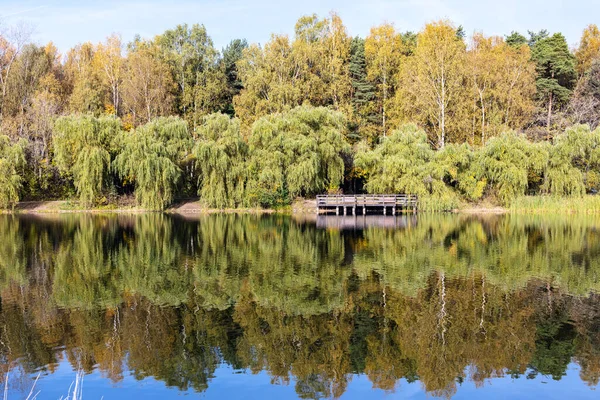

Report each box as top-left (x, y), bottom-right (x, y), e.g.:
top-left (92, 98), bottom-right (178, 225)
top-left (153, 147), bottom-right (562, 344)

top-left (6, 198), bottom-right (600, 215)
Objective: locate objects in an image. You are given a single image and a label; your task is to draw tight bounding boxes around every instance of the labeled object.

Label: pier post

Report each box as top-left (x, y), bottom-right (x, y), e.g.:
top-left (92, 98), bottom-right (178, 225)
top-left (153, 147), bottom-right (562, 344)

top-left (383, 206), bottom-right (386, 215)
top-left (392, 206), bottom-right (396, 215)
top-left (343, 206), bottom-right (347, 216)
top-left (336, 206), bottom-right (339, 216)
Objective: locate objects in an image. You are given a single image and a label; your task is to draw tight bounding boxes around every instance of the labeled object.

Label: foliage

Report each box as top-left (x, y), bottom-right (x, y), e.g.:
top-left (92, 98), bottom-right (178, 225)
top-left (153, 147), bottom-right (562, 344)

top-left (245, 106), bottom-right (350, 207)
top-left (575, 24), bottom-right (600, 77)
top-left (478, 131), bottom-right (548, 204)
top-left (544, 124), bottom-right (600, 196)
top-left (0, 135), bottom-right (27, 208)
top-left (53, 115), bottom-right (122, 206)
top-left (530, 33), bottom-right (576, 130)
top-left (355, 124), bottom-right (459, 210)
top-left (396, 20), bottom-right (467, 148)
top-left (114, 116), bottom-right (191, 210)
top-left (348, 37), bottom-right (377, 142)
top-left (194, 113), bottom-right (247, 208)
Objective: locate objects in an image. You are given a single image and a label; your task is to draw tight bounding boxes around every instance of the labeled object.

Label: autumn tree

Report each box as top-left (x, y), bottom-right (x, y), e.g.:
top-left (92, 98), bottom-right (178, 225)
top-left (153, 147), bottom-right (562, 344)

top-left (396, 20), bottom-right (467, 148)
top-left (234, 14), bottom-right (352, 128)
top-left (64, 42), bottom-right (105, 115)
top-left (93, 34), bottom-right (125, 115)
top-left (569, 58), bottom-right (600, 128)
top-left (157, 24), bottom-right (227, 130)
top-left (0, 22), bottom-right (33, 117)
top-left (364, 23), bottom-right (403, 137)
top-left (575, 24), bottom-right (600, 77)
top-left (122, 39), bottom-right (175, 126)
top-left (466, 34), bottom-right (536, 144)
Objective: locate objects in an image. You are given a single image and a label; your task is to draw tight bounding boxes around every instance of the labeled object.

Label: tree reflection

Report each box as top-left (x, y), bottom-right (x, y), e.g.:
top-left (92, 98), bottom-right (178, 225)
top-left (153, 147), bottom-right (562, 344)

top-left (0, 213), bottom-right (599, 397)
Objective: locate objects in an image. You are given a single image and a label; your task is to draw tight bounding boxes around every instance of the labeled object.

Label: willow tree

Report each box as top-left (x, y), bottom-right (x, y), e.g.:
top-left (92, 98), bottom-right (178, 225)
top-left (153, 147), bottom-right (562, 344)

top-left (0, 135), bottom-right (26, 209)
top-left (354, 124), bottom-right (458, 210)
top-left (246, 106), bottom-right (350, 207)
top-left (544, 125), bottom-right (600, 196)
top-left (53, 115), bottom-right (122, 206)
top-left (114, 116), bottom-right (191, 210)
top-left (194, 113), bottom-right (247, 208)
top-left (478, 131), bottom-right (548, 204)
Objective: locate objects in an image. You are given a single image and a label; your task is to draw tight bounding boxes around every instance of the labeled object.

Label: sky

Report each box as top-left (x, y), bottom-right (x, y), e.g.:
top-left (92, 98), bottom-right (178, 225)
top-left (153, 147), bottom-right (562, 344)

top-left (0, 0), bottom-right (598, 52)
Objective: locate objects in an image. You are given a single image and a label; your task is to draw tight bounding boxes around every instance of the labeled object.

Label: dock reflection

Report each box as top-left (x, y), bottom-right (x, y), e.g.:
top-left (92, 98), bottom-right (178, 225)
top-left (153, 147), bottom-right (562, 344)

top-left (315, 214), bottom-right (418, 230)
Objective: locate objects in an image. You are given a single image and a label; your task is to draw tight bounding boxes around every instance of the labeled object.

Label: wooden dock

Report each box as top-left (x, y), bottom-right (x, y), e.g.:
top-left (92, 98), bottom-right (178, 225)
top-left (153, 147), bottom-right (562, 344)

top-left (316, 194), bottom-right (418, 215)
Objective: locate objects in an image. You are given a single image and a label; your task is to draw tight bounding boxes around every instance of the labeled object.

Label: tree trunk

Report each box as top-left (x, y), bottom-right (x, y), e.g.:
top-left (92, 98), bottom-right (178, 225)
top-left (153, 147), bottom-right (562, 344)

top-left (546, 92), bottom-right (553, 134)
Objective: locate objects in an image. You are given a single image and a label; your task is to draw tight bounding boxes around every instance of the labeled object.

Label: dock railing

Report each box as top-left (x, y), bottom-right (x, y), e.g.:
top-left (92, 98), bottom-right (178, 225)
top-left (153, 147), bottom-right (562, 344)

top-left (316, 194), bottom-right (418, 214)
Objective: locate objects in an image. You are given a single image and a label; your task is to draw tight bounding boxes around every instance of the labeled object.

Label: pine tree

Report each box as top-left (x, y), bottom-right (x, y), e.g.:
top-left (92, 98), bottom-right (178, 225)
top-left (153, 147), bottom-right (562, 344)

top-left (531, 33), bottom-right (576, 132)
top-left (348, 37), bottom-right (377, 142)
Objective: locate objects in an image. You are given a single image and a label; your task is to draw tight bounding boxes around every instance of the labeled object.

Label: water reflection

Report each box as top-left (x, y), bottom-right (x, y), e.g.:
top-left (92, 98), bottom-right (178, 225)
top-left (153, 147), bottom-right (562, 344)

top-left (0, 213), bottom-right (599, 398)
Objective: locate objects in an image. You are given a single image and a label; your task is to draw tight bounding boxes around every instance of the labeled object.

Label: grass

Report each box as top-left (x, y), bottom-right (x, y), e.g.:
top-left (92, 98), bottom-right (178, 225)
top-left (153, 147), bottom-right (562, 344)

top-left (509, 195), bottom-right (600, 214)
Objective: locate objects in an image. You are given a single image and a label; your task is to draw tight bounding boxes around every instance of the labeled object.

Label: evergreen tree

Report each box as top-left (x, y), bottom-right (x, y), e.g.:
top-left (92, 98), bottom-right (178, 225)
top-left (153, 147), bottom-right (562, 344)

top-left (531, 33), bottom-right (576, 132)
top-left (505, 31), bottom-right (528, 48)
top-left (221, 39), bottom-right (248, 116)
top-left (348, 37), bottom-right (377, 142)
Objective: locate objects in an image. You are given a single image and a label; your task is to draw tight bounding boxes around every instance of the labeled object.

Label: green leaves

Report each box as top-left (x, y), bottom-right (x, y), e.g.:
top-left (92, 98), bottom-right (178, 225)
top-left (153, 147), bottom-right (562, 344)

top-left (478, 132), bottom-right (548, 204)
top-left (544, 124), bottom-right (600, 196)
top-left (194, 113), bottom-right (247, 208)
top-left (246, 106), bottom-right (350, 207)
top-left (355, 124), bottom-right (459, 211)
top-left (0, 136), bottom-right (27, 209)
top-left (114, 116), bottom-right (191, 210)
top-left (53, 115), bottom-right (122, 206)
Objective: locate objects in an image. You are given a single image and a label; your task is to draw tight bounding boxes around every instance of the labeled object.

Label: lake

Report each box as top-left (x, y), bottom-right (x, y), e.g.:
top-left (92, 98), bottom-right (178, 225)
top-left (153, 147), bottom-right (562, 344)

top-left (0, 213), bottom-right (598, 399)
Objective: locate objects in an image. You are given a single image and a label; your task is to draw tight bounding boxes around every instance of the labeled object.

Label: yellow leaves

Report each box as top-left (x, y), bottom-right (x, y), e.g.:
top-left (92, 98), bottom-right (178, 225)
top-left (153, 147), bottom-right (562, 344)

top-left (575, 24), bottom-right (600, 76)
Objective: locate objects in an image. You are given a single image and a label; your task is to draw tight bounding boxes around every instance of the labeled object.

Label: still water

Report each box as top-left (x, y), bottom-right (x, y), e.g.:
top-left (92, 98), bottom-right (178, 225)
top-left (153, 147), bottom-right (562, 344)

top-left (0, 213), bottom-right (599, 399)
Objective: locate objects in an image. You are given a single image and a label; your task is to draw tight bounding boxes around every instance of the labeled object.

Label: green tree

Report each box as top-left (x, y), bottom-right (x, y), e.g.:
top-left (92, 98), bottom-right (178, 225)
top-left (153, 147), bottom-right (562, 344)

top-left (355, 124), bottom-right (459, 210)
top-left (246, 106), bottom-right (350, 207)
top-left (194, 113), bottom-right (247, 208)
top-left (114, 116), bottom-right (191, 210)
top-left (348, 37), bottom-right (377, 143)
top-left (544, 125), bottom-right (600, 196)
top-left (531, 33), bottom-right (576, 132)
top-left (221, 39), bottom-right (248, 116)
top-left (0, 135), bottom-right (26, 208)
top-left (478, 131), bottom-right (548, 204)
top-left (53, 115), bottom-right (122, 206)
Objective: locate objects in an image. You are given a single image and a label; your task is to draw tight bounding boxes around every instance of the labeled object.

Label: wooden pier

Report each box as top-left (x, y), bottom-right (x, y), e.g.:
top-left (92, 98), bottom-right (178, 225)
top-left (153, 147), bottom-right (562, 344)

top-left (316, 194), bottom-right (418, 215)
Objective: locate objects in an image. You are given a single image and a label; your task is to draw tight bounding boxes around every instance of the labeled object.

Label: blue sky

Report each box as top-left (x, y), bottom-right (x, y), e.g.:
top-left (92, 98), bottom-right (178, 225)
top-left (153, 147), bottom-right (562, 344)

top-left (0, 0), bottom-right (597, 52)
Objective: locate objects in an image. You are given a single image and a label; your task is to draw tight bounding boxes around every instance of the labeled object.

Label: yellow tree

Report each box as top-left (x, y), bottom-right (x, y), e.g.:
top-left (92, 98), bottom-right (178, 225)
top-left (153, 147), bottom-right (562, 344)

top-left (575, 24), bottom-right (600, 77)
top-left (121, 40), bottom-right (175, 126)
top-left (234, 14), bottom-right (352, 129)
top-left (364, 23), bottom-right (403, 137)
top-left (64, 42), bottom-right (105, 114)
top-left (467, 34), bottom-right (536, 144)
top-left (93, 34), bottom-right (125, 115)
top-left (234, 35), bottom-right (300, 127)
top-left (396, 20), bottom-right (467, 148)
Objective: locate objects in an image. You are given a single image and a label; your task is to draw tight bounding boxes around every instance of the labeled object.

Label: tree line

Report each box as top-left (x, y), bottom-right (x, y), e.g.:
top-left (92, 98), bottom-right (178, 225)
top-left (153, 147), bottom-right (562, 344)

top-left (1, 15), bottom-right (600, 209)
